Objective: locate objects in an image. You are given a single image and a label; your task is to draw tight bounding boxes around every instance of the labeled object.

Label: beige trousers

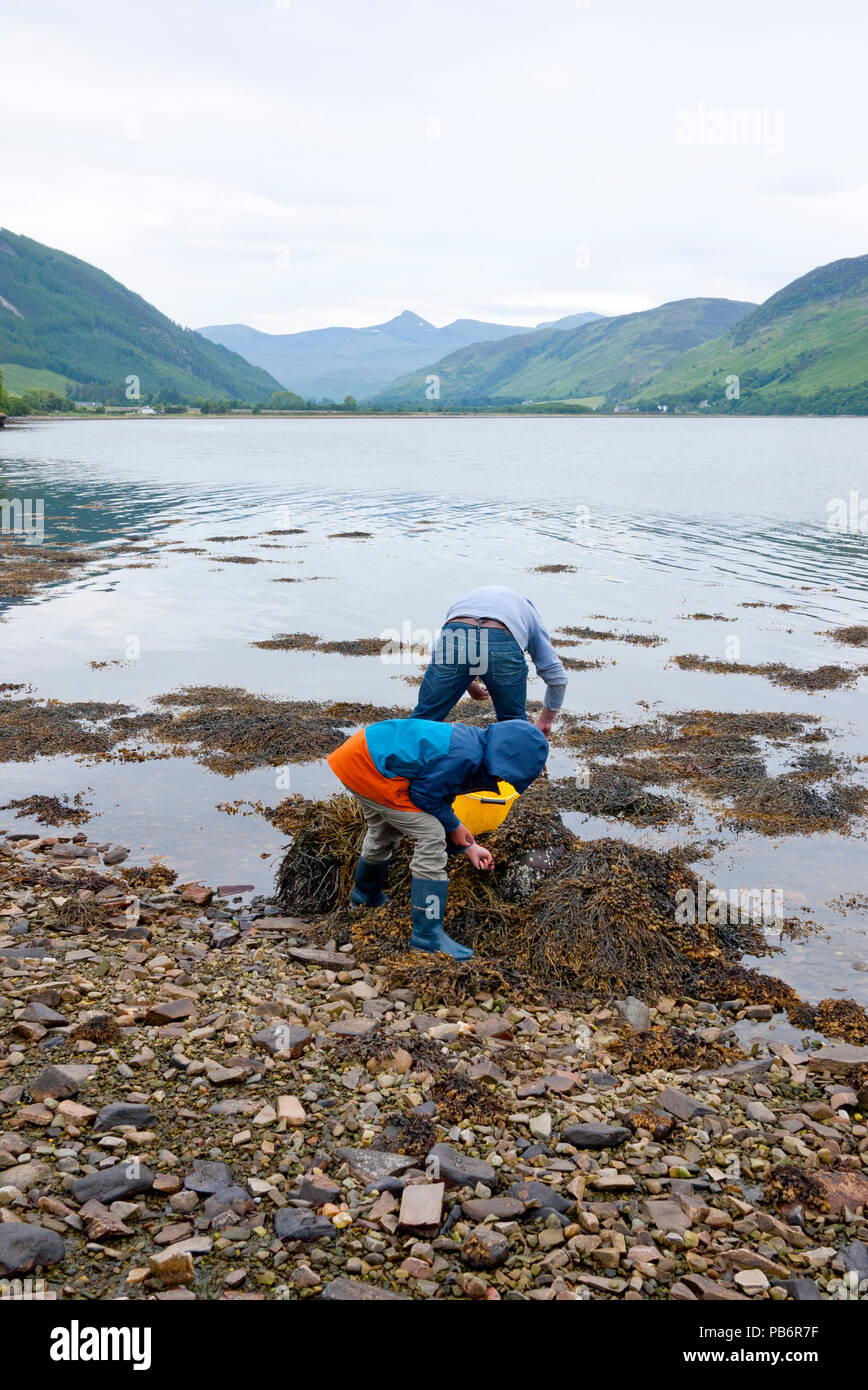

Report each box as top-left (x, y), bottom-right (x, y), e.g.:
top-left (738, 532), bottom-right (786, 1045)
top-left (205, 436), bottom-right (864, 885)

top-left (355, 793), bottom-right (448, 881)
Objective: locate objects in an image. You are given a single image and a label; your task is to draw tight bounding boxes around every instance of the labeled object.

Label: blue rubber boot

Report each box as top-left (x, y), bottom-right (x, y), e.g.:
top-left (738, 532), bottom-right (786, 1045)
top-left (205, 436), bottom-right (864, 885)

top-left (409, 877), bottom-right (473, 960)
top-left (350, 857), bottom-right (390, 908)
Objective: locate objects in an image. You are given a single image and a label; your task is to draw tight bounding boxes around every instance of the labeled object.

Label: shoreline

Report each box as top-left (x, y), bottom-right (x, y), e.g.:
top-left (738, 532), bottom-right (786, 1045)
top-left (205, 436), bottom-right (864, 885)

top-left (1, 821), bottom-right (867, 1302)
top-left (7, 411), bottom-right (868, 424)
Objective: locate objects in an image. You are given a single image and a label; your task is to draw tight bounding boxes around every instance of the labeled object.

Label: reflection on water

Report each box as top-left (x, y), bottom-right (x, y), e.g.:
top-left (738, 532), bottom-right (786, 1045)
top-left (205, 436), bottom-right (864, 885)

top-left (2, 416), bottom-right (868, 1002)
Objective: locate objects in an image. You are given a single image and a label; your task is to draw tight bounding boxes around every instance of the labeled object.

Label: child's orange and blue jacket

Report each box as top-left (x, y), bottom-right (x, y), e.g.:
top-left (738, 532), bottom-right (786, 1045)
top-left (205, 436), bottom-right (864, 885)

top-left (327, 717), bottom-right (548, 833)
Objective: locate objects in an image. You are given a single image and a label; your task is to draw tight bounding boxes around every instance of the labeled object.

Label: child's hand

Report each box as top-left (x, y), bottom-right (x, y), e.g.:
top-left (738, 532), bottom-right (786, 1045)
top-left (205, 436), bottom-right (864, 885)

top-left (466, 843), bottom-right (493, 871)
top-left (449, 824), bottom-right (474, 848)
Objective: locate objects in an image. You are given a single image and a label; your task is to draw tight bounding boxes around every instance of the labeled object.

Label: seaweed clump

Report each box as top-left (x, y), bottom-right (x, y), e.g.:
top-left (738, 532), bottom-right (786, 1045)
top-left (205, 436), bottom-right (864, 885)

top-left (672, 653), bottom-right (865, 692)
top-left (764, 1165), bottom-right (829, 1214)
top-left (121, 863), bottom-right (178, 892)
top-left (826, 625), bottom-right (868, 647)
top-left (618, 1025), bottom-right (737, 1072)
top-left (549, 771), bottom-right (683, 827)
top-left (149, 687), bottom-right (349, 773)
top-left (1, 793), bottom-right (91, 826)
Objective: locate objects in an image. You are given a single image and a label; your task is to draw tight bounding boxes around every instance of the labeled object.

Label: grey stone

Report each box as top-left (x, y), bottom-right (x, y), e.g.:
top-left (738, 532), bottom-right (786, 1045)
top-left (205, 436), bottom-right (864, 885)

top-left (321, 1277), bottom-right (407, 1300)
top-left (202, 1186), bottom-right (255, 1221)
top-left (72, 1162), bottom-right (155, 1203)
top-left (462, 1224), bottom-right (509, 1269)
top-left (252, 1023), bottom-right (312, 1057)
top-left (504, 1180), bottom-right (572, 1215)
top-left (94, 1102), bottom-right (157, 1132)
top-left (335, 1147), bottom-right (416, 1183)
top-left (772, 1278), bottom-right (822, 1302)
top-left (183, 1160), bottom-right (234, 1195)
top-left (658, 1086), bottom-right (716, 1121)
top-left (808, 1044), bottom-right (868, 1075)
top-left (427, 1143), bottom-right (496, 1188)
top-left (21, 1002), bottom-right (68, 1027)
top-left (462, 1197), bottom-right (526, 1222)
top-left (274, 1209), bottom-right (336, 1242)
top-left (0, 1223), bottom-right (65, 1274)
top-left (561, 1122), bottom-right (630, 1150)
top-left (614, 996), bottom-right (651, 1031)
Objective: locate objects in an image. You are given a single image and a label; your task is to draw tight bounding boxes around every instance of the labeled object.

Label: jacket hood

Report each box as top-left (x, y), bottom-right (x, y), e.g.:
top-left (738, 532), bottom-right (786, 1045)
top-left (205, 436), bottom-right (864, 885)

top-left (481, 720), bottom-right (548, 792)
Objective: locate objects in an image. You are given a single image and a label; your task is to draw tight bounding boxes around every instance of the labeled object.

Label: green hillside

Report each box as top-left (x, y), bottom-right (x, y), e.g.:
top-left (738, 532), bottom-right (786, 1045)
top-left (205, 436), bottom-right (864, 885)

top-left (373, 298), bottom-right (755, 407)
top-left (0, 362), bottom-right (71, 395)
top-left (630, 254), bottom-right (868, 411)
top-left (0, 230), bottom-right (282, 403)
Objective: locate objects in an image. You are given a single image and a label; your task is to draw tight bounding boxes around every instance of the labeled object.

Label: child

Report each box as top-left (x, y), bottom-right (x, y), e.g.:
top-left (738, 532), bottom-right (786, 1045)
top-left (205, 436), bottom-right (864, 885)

top-left (327, 717), bottom-right (548, 959)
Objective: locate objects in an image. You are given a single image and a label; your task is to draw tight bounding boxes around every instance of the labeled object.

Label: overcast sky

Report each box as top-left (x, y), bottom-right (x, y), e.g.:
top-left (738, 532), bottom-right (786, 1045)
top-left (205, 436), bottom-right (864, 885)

top-left (3, 0), bottom-right (866, 333)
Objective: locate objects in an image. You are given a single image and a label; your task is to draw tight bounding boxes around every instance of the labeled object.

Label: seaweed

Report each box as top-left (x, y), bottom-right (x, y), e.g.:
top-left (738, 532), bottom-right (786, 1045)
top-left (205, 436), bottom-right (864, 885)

top-left (672, 653), bottom-right (865, 692)
top-left (1, 793), bottom-right (91, 826)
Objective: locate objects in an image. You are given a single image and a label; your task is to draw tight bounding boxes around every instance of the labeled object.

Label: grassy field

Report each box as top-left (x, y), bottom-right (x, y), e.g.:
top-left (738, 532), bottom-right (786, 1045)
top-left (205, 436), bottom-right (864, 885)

top-left (1, 362), bottom-right (71, 396)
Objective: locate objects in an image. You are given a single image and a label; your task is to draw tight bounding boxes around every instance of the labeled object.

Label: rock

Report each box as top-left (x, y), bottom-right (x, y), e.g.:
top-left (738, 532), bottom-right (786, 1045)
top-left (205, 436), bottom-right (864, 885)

top-left (252, 1023), bottom-right (312, 1057)
top-left (145, 998), bottom-right (195, 1024)
top-left (29, 1065), bottom-right (88, 1102)
top-left (274, 1209), bottom-right (336, 1243)
top-left (210, 926), bottom-right (240, 949)
top-left (658, 1087), bottom-right (716, 1122)
top-left (290, 946), bottom-right (354, 968)
top-left (644, 1198), bottom-right (691, 1234)
top-left (327, 1016), bottom-right (377, 1037)
top-left (808, 1044), bottom-right (868, 1075)
top-left (184, 1161), bottom-right (234, 1195)
top-left (94, 1102), bottom-right (157, 1132)
top-left (398, 1182), bottom-right (444, 1228)
top-left (79, 1200), bottom-right (134, 1239)
top-left (335, 1148), bottom-right (416, 1183)
top-left (217, 883), bottom-right (254, 895)
top-left (504, 1180), bottom-right (572, 1215)
top-left (202, 1187), bottom-right (255, 1222)
top-left (427, 1143), bottom-right (496, 1188)
top-left (148, 1246), bottom-right (195, 1287)
top-left (745, 1100), bottom-right (776, 1124)
top-left (298, 1174), bottom-right (341, 1206)
top-left (561, 1122), bottom-right (630, 1150)
top-left (321, 1277), bottom-right (407, 1300)
top-left (179, 884), bottom-right (213, 906)
top-left (462, 1197), bottom-right (526, 1222)
top-left (772, 1278), bottom-right (822, 1301)
top-left (681, 1273), bottom-right (748, 1301)
top-left (0, 1222), bottom-right (65, 1274)
top-left (277, 1095), bottom-right (306, 1126)
top-left (102, 847), bottom-right (129, 864)
top-left (734, 1269), bottom-right (769, 1292)
top-left (614, 996), bottom-right (651, 1031)
top-left (813, 1169), bottom-right (868, 1216)
top-left (21, 1002), bottom-right (68, 1027)
top-left (475, 1016), bottom-right (513, 1040)
top-left (462, 1225), bottom-right (509, 1269)
top-left (839, 1241), bottom-right (868, 1278)
top-left (72, 1158), bottom-right (155, 1202)
top-left (1, 1160), bottom-right (52, 1192)
top-left (529, 1113), bottom-right (552, 1141)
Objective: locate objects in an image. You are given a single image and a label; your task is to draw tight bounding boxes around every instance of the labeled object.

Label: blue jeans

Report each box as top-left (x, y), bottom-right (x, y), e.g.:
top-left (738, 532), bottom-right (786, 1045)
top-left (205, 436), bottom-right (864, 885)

top-left (411, 622), bottom-right (528, 722)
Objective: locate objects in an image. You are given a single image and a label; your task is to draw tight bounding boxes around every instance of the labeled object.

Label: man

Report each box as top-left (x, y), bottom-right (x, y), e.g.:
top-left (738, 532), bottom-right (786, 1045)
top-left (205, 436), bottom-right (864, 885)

top-left (327, 716), bottom-right (548, 959)
top-left (411, 585), bottom-right (567, 738)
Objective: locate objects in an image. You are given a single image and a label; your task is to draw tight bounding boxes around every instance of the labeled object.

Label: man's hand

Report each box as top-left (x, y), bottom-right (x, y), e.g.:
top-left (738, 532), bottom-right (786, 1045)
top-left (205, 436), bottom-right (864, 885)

top-left (534, 707), bottom-right (555, 739)
top-left (466, 842), bottom-right (494, 870)
top-left (467, 680), bottom-right (490, 702)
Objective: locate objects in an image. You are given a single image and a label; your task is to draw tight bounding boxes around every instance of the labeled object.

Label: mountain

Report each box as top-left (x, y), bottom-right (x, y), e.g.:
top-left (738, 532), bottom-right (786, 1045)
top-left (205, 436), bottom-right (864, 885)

top-left (628, 254), bottom-right (868, 410)
top-left (535, 311), bottom-right (603, 331)
top-left (374, 298), bottom-right (756, 407)
top-left (198, 311), bottom-right (529, 401)
top-left (0, 230), bottom-right (282, 403)
top-left (198, 310), bottom-right (603, 401)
